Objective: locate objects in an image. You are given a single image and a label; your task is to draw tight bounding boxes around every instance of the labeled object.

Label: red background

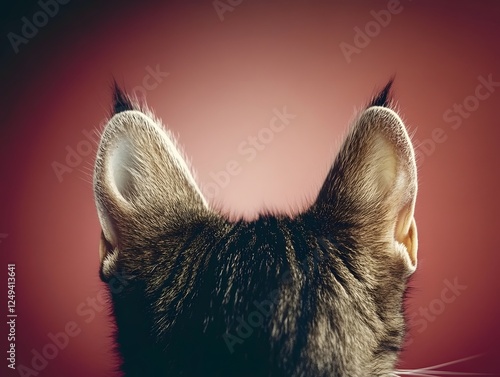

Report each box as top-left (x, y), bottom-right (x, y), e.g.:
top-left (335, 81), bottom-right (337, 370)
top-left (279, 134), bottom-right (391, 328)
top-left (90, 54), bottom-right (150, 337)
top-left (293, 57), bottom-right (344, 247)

top-left (1, 1), bottom-right (499, 376)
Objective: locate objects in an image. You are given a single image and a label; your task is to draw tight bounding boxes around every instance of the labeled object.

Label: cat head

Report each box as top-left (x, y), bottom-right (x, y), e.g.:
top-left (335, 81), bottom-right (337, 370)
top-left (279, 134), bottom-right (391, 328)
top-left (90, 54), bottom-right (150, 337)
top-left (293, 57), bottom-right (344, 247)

top-left (93, 81), bottom-right (418, 376)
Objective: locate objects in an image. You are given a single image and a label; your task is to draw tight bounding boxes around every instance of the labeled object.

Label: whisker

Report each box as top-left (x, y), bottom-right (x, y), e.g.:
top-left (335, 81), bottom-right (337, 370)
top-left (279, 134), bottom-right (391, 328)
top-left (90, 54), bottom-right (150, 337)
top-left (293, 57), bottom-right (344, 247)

top-left (395, 371), bottom-right (444, 377)
top-left (396, 370), bottom-right (493, 376)
top-left (402, 354), bottom-right (483, 372)
top-left (395, 354), bottom-right (494, 377)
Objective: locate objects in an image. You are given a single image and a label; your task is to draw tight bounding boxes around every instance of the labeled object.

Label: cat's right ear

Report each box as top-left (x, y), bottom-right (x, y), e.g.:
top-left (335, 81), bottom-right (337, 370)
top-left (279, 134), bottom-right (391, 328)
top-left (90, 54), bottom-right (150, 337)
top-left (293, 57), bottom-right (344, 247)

top-left (311, 95), bottom-right (418, 274)
top-left (93, 91), bottom-right (210, 275)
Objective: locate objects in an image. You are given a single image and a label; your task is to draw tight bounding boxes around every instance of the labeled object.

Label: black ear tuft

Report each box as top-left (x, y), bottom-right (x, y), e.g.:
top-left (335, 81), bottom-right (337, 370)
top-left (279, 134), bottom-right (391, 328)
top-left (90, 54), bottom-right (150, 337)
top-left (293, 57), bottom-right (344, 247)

top-left (112, 80), bottom-right (134, 114)
top-left (368, 79), bottom-right (394, 108)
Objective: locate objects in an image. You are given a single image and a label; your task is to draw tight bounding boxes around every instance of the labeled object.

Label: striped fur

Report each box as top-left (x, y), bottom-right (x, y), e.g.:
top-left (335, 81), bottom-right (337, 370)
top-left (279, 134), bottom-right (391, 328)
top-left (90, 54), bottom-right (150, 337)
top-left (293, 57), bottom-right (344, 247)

top-left (93, 81), bottom-right (418, 377)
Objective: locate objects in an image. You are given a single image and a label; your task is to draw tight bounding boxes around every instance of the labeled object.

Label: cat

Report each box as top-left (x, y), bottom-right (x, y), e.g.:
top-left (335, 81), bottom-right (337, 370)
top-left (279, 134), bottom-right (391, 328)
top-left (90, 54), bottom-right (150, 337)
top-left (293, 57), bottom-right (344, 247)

top-left (93, 81), bottom-right (419, 377)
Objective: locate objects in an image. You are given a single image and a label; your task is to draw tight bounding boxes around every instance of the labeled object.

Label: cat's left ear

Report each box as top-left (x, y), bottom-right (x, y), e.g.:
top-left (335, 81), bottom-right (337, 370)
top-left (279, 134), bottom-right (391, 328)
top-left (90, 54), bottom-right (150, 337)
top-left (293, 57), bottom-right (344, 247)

top-left (93, 95), bottom-right (210, 273)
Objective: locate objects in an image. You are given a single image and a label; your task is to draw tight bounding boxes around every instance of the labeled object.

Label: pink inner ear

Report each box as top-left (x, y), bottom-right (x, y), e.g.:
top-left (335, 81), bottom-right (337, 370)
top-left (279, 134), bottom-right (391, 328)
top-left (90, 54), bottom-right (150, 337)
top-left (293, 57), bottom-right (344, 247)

top-left (370, 134), bottom-right (398, 195)
top-left (99, 230), bottom-right (116, 263)
top-left (99, 232), bottom-right (107, 262)
top-left (109, 137), bottom-right (137, 202)
top-left (406, 217), bottom-right (418, 267)
top-left (395, 205), bottom-right (418, 269)
top-left (96, 203), bottom-right (118, 249)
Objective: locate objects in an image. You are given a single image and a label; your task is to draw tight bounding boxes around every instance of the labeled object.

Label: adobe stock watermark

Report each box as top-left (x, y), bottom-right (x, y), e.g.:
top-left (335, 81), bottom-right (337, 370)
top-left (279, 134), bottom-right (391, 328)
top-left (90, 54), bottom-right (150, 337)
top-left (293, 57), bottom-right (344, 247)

top-left (16, 270), bottom-right (129, 377)
top-left (406, 277), bottom-right (467, 346)
top-left (7, 0), bottom-right (71, 54)
top-left (129, 64), bottom-right (170, 100)
top-left (51, 64), bottom-right (168, 183)
top-left (223, 239), bottom-right (330, 353)
top-left (213, 0), bottom-right (243, 22)
top-left (415, 73), bottom-right (499, 167)
top-left (223, 294), bottom-right (277, 353)
top-left (202, 106), bottom-right (296, 199)
top-left (51, 128), bottom-right (98, 183)
top-left (339, 0), bottom-right (407, 63)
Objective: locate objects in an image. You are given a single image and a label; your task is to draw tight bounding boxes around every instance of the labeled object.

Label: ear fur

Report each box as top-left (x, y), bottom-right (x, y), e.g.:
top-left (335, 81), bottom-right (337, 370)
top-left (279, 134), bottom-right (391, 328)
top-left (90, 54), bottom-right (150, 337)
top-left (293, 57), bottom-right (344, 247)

top-left (313, 100), bottom-right (418, 273)
top-left (93, 91), bottom-right (210, 275)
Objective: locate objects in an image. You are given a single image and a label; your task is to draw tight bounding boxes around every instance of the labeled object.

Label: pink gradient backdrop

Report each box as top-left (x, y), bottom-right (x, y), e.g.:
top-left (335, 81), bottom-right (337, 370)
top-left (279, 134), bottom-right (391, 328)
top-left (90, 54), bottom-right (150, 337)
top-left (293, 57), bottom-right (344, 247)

top-left (1, 1), bottom-right (499, 376)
